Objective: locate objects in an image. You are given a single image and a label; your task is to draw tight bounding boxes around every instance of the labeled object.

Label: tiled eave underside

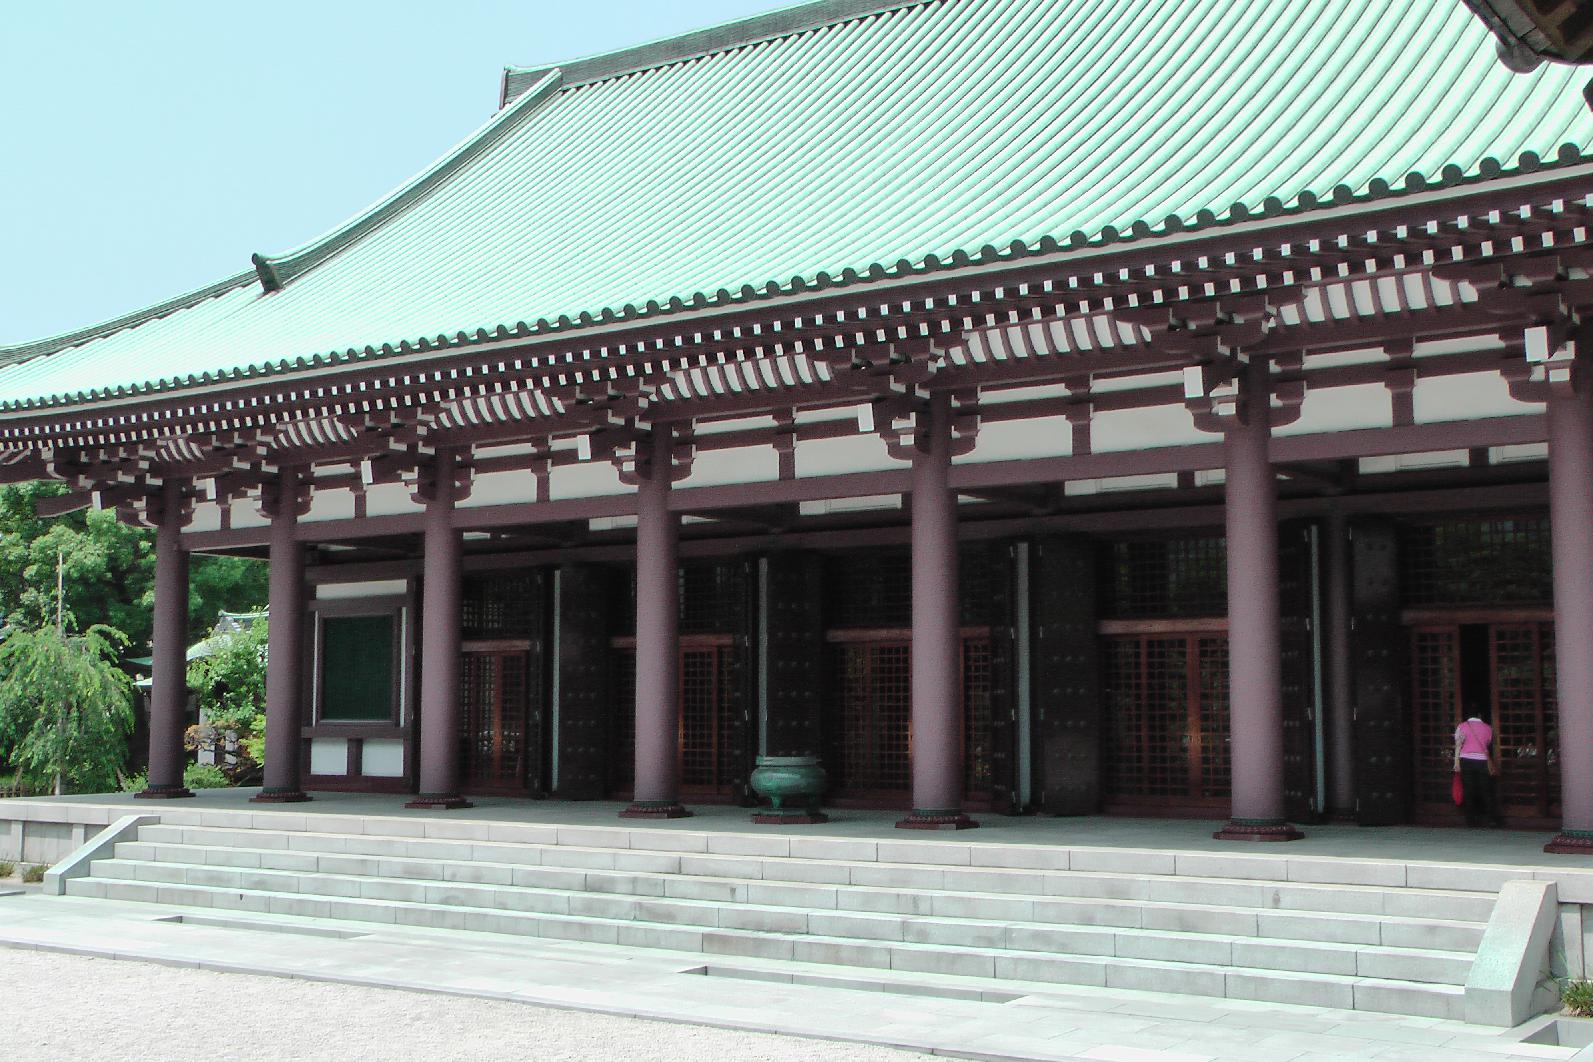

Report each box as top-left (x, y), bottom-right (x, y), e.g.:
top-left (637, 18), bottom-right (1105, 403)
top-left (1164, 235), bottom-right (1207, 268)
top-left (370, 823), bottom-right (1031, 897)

top-left (2, 180), bottom-right (1587, 492)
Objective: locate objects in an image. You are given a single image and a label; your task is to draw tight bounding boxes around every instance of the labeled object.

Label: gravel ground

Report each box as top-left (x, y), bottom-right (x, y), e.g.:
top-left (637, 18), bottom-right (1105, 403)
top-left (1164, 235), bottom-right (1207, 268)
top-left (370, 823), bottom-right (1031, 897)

top-left (0, 948), bottom-right (921, 1061)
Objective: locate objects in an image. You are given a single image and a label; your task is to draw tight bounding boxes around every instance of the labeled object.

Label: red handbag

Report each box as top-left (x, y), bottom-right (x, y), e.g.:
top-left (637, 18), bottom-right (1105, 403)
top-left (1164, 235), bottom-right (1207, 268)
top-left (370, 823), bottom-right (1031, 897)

top-left (1452, 771), bottom-right (1465, 806)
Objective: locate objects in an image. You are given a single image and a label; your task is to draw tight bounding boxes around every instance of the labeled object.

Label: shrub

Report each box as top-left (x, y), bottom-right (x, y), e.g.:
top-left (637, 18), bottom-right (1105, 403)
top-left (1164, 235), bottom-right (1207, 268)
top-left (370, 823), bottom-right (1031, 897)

top-left (118, 772), bottom-right (147, 794)
top-left (1563, 979), bottom-right (1593, 1018)
top-left (0, 859), bottom-right (15, 878)
top-left (21, 864), bottom-right (45, 884)
top-left (182, 763), bottom-right (230, 790)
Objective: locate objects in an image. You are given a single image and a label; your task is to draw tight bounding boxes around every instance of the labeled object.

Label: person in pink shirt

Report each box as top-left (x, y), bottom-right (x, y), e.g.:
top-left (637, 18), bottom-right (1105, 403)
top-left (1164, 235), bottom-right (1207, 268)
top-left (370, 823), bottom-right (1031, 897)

top-left (1454, 709), bottom-right (1502, 828)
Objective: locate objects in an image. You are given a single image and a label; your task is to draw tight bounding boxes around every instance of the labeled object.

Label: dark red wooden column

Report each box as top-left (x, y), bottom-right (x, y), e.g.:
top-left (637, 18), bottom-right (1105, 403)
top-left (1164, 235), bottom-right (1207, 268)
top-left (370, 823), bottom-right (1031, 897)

top-left (254, 468), bottom-right (309, 803)
top-left (1215, 360), bottom-right (1301, 841)
top-left (898, 393), bottom-right (977, 830)
top-left (622, 429), bottom-right (690, 818)
top-left (407, 450), bottom-right (471, 810)
top-left (1545, 374), bottom-right (1593, 852)
top-left (136, 481), bottom-right (194, 800)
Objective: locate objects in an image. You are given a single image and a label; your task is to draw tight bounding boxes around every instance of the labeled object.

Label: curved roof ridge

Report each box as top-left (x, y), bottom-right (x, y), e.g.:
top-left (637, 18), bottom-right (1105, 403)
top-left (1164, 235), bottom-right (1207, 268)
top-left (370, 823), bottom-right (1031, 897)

top-left (0, 269), bottom-right (256, 370)
top-left (500, 0), bottom-right (933, 104)
top-left (253, 68), bottom-right (565, 294)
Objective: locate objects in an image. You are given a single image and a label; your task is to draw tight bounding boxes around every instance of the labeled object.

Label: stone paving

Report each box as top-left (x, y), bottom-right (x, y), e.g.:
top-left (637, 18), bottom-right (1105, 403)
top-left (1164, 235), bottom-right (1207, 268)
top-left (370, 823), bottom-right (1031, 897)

top-left (0, 888), bottom-right (1583, 1061)
top-left (0, 948), bottom-right (916, 1061)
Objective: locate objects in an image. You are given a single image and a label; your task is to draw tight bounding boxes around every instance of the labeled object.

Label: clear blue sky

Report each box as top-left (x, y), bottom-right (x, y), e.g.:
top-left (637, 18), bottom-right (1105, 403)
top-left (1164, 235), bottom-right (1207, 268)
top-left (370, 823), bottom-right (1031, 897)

top-left (0, 1), bottom-right (780, 344)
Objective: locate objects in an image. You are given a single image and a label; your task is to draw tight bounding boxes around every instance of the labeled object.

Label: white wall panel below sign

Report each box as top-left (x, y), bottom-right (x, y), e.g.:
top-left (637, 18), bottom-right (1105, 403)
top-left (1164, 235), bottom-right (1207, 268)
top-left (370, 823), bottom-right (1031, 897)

top-left (310, 739), bottom-right (348, 776)
top-left (361, 740), bottom-right (405, 778)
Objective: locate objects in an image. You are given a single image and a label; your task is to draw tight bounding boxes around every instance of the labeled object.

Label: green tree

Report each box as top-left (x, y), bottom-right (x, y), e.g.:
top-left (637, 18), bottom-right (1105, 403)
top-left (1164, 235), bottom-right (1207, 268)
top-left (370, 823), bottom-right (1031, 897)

top-left (0, 622), bottom-right (134, 794)
top-left (0, 482), bottom-right (268, 646)
top-left (187, 618), bottom-right (269, 777)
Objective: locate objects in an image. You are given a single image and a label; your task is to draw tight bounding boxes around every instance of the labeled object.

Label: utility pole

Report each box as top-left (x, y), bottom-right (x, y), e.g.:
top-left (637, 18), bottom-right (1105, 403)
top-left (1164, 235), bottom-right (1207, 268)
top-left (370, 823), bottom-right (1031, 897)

top-left (54, 548), bottom-right (65, 796)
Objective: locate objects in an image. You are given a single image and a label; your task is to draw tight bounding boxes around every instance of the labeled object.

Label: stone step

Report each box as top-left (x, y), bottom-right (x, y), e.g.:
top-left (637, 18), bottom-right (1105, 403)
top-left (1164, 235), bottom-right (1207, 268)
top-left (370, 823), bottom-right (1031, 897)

top-left (124, 827), bottom-right (1499, 922)
top-left (107, 839), bottom-right (1489, 950)
top-left (83, 856), bottom-right (1475, 984)
top-left (129, 820), bottom-right (1515, 894)
top-left (61, 875), bottom-right (1468, 1018)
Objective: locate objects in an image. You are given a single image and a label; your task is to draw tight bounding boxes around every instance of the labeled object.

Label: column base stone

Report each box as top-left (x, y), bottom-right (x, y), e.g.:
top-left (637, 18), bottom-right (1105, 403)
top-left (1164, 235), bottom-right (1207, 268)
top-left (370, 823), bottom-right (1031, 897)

top-left (896, 810), bottom-right (979, 830)
top-left (251, 788), bottom-right (311, 804)
top-left (404, 794), bottom-right (473, 810)
top-left (1545, 829), bottom-right (1593, 854)
top-left (1214, 818), bottom-right (1303, 842)
top-left (134, 785), bottom-right (194, 800)
top-left (620, 800), bottom-right (692, 819)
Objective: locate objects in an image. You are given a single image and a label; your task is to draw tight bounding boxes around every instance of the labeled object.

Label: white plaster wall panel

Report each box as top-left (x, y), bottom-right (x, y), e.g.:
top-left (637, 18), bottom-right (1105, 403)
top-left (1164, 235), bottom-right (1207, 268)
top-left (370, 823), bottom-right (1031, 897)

top-left (302, 488), bottom-right (356, 523)
top-left (315, 580), bottom-right (409, 601)
top-left (1092, 370), bottom-right (1180, 395)
top-left (588, 515), bottom-right (639, 532)
top-left (793, 408), bottom-right (854, 427)
top-left (185, 501), bottom-right (223, 534)
top-left (1274, 383), bottom-right (1391, 437)
top-left (976, 382), bottom-right (1070, 406)
top-left (475, 441), bottom-right (541, 459)
top-left (685, 446), bottom-right (778, 487)
top-left (457, 468), bottom-right (537, 510)
top-left (1065, 473), bottom-right (1180, 496)
top-left (549, 460), bottom-right (627, 500)
top-left (1490, 443), bottom-right (1549, 464)
top-left (1420, 334), bottom-right (1506, 357)
top-left (1302, 348), bottom-right (1385, 370)
top-left (360, 739), bottom-right (405, 778)
top-left (363, 481), bottom-right (422, 518)
top-left (1091, 406), bottom-right (1207, 452)
top-left (228, 498), bottom-right (269, 530)
top-left (695, 414), bottom-right (776, 437)
top-left (795, 433), bottom-right (897, 478)
top-left (956, 415), bottom-right (1072, 464)
top-left (1413, 372), bottom-right (1535, 423)
top-left (310, 739), bottom-right (348, 776)
top-left (1194, 469), bottom-right (1226, 487)
top-left (1360, 450), bottom-right (1470, 474)
top-left (799, 495), bottom-right (903, 516)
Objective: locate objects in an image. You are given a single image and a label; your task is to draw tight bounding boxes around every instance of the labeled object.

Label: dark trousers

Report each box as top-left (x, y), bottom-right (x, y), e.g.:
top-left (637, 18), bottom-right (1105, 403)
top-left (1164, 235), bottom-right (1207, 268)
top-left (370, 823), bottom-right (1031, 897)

top-left (1460, 758), bottom-right (1501, 827)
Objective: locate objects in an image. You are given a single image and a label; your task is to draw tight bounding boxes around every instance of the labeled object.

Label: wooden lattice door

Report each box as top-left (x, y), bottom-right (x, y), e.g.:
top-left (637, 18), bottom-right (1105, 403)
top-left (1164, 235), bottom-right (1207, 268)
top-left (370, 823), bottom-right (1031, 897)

top-left (1101, 633), bottom-right (1230, 811)
top-left (1411, 622), bottom-right (1559, 821)
top-left (1409, 621), bottom-right (1559, 823)
top-left (822, 633), bottom-right (994, 805)
top-left (608, 635), bottom-right (744, 799)
top-left (459, 650), bottom-right (530, 794)
top-left (1410, 626), bottom-right (1462, 816)
top-left (1491, 623), bottom-right (1559, 820)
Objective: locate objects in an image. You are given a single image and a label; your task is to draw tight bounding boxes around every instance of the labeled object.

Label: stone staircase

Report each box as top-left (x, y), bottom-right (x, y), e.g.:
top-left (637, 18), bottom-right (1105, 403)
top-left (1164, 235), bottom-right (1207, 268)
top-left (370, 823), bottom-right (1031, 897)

top-left (53, 817), bottom-right (1503, 1020)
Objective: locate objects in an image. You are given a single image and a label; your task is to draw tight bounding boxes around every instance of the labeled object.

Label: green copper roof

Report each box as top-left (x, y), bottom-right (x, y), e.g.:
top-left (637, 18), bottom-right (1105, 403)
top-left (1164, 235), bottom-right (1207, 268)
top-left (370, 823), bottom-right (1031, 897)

top-left (5, 0), bottom-right (1593, 411)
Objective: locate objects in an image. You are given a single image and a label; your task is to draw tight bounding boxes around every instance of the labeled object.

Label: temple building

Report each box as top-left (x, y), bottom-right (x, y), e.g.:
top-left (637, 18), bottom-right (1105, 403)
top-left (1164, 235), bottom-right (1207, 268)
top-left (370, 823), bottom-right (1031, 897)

top-left (8, 0), bottom-right (1593, 849)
